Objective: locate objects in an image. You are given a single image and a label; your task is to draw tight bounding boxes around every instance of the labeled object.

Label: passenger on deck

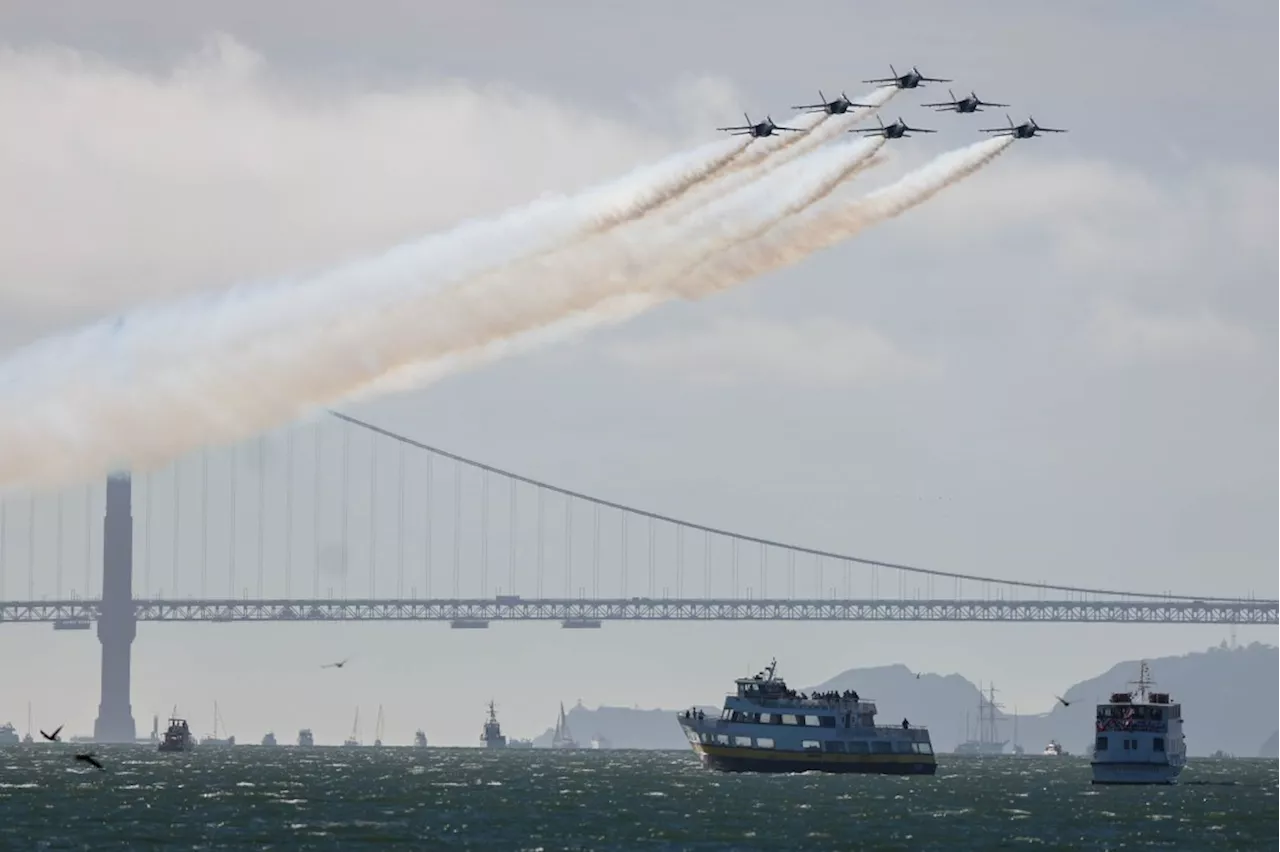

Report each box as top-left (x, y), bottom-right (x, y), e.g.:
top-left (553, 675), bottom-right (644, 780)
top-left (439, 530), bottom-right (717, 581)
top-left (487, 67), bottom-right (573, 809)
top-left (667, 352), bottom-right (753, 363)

top-left (902, 718), bottom-right (910, 729)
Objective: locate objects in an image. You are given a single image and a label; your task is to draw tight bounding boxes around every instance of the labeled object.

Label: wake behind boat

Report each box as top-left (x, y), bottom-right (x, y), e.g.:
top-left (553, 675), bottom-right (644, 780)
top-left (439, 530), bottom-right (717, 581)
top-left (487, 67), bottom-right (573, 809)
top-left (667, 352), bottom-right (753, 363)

top-left (677, 659), bottom-right (936, 775)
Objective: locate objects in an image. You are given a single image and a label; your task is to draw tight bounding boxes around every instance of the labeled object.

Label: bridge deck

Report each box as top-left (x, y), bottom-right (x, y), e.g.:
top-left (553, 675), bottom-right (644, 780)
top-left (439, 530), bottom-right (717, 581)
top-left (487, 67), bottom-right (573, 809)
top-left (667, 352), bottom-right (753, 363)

top-left (1, 597), bottom-right (1274, 625)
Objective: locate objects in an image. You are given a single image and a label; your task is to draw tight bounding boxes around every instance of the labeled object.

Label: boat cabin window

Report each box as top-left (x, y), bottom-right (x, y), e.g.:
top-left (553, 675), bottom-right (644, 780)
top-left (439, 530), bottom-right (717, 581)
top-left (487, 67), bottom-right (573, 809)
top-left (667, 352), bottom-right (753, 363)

top-left (716, 734), bottom-right (730, 745)
top-left (892, 741), bottom-right (914, 754)
top-left (801, 740), bottom-right (821, 751)
top-left (1153, 738), bottom-right (1165, 752)
top-left (1151, 708), bottom-right (1163, 721)
top-left (756, 737), bottom-right (775, 749)
top-left (1095, 735), bottom-right (1108, 751)
top-left (781, 714), bottom-right (800, 726)
top-left (734, 736), bottom-right (752, 747)
top-left (914, 743), bottom-right (933, 755)
top-left (804, 715), bottom-right (822, 727)
top-left (823, 741), bottom-right (846, 753)
top-left (870, 741), bottom-right (892, 754)
top-left (760, 713), bottom-right (776, 724)
top-left (819, 716), bottom-right (836, 728)
top-left (847, 741), bottom-right (870, 754)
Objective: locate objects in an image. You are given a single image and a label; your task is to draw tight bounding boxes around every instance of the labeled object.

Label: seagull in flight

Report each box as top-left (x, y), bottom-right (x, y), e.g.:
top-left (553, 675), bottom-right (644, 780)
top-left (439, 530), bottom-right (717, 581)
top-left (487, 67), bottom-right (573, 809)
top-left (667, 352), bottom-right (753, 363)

top-left (1054, 695), bottom-right (1071, 707)
top-left (74, 753), bottom-right (105, 770)
top-left (40, 724), bottom-right (63, 742)
top-left (321, 658), bottom-right (350, 669)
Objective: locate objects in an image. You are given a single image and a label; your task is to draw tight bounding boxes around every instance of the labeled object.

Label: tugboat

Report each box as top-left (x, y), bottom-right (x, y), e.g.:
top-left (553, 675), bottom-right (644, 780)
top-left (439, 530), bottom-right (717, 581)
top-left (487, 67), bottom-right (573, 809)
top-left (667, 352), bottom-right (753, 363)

top-left (297, 728), bottom-right (315, 747)
top-left (158, 717), bottom-right (196, 752)
top-left (677, 659), bottom-right (936, 775)
top-left (481, 701), bottom-right (507, 748)
top-left (1042, 740), bottom-right (1068, 756)
top-left (1091, 661), bottom-right (1185, 785)
top-left (414, 730), bottom-right (428, 748)
top-left (261, 732), bottom-right (278, 747)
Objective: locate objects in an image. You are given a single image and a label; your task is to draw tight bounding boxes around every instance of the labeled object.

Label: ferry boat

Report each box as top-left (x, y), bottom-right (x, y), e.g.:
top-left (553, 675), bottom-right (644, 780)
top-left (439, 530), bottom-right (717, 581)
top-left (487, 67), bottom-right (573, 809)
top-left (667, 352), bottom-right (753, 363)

top-left (1091, 661), bottom-right (1185, 785)
top-left (414, 730), bottom-right (428, 748)
top-left (0, 723), bottom-right (19, 745)
top-left (261, 732), bottom-right (278, 747)
top-left (481, 701), bottom-right (507, 748)
top-left (677, 659), bottom-right (936, 775)
top-left (1042, 740), bottom-right (1067, 756)
top-left (297, 728), bottom-right (315, 747)
top-left (158, 717), bottom-right (196, 752)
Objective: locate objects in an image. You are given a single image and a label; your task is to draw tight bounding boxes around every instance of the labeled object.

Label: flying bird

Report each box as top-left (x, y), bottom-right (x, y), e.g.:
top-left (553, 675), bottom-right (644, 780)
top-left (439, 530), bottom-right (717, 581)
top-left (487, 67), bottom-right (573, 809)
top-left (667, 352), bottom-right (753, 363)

top-left (40, 724), bottom-right (63, 742)
top-left (74, 753), bottom-right (105, 770)
top-left (321, 658), bottom-right (350, 669)
top-left (1055, 695), bottom-right (1071, 707)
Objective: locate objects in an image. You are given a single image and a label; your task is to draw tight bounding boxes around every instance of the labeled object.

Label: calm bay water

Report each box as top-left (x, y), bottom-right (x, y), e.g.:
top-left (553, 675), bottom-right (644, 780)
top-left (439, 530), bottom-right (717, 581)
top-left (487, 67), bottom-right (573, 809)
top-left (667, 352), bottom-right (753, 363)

top-left (0, 747), bottom-right (1274, 850)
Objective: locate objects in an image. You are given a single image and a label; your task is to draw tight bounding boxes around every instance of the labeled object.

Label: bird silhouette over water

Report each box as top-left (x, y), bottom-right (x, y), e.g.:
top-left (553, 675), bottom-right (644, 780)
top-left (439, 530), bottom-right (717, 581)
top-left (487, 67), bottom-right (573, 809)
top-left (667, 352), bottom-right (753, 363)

top-left (40, 724), bottom-right (63, 742)
top-left (321, 658), bottom-right (350, 669)
top-left (1055, 695), bottom-right (1071, 707)
top-left (74, 753), bottom-right (104, 770)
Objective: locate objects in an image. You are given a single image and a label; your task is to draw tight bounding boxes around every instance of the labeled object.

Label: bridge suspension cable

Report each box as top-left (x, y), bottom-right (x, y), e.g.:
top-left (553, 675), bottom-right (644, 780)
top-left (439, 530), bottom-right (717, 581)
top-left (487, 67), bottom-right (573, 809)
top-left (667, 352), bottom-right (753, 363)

top-left (330, 411), bottom-right (1257, 604)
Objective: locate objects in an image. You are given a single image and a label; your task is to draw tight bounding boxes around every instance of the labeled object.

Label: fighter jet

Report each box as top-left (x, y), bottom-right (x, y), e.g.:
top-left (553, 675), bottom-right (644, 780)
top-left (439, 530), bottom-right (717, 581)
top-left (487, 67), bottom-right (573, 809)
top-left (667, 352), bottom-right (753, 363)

top-left (850, 115), bottom-right (936, 139)
top-left (980, 114), bottom-right (1067, 139)
top-left (922, 89), bottom-right (1009, 113)
top-left (716, 113), bottom-right (802, 138)
top-left (863, 65), bottom-right (951, 89)
top-left (791, 90), bottom-right (876, 115)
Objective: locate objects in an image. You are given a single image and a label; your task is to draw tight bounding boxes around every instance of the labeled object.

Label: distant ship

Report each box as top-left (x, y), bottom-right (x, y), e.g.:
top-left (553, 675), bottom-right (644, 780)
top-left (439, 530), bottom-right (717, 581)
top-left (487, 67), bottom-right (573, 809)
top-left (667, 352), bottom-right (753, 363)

top-left (297, 729), bottom-right (315, 748)
top-left (1091, 661), bottom-right (1185, 785)
top-left (551, 703), bottom-right (579, 749)
top-left (261, 732), bottom-right (278, 747)
top-left (0, 723), bottom-right (19, 745)
top-left (953, 683), bottom-right (1008, 756)
top-left (481, 701), bottom-right (507, 748)
top-left (508, 738), bottom-right (534, 749)
top-left (414, 730), bottom-right (428, 748)
top-left (202, 702), bottom-right (236, 747)
top-left (343, 709), bottom-right (361, 747)
top-left (590, 734), bottom-right (612, 750)
top-left (677, 659), bottom-right (936, 775)
top-left (373, 706), bottom-right (385, 748)
top-left (158, 717), bottom-right (196, 752)
top-left (1043, 740), bottom-right (1068, 756)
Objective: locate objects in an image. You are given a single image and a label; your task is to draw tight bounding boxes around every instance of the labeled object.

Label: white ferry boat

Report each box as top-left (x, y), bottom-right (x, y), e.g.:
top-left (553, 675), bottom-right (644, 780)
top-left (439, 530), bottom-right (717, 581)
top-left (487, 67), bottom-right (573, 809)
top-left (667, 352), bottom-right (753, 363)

top-left (677, 659), bottom-right (936, 775)
top-left (1091, 661), bottom-right (1185, 785)
top-left (1042, 740), bottom-right (1067, 756)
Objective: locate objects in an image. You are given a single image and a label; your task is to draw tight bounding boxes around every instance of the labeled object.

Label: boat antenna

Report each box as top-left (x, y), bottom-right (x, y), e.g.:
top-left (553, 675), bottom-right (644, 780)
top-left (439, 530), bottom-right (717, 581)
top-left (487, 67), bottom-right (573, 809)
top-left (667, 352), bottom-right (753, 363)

top-left (1128, 660), bottom-right (1155, 702)
top-left (765, 658), bottom-right (777, 681)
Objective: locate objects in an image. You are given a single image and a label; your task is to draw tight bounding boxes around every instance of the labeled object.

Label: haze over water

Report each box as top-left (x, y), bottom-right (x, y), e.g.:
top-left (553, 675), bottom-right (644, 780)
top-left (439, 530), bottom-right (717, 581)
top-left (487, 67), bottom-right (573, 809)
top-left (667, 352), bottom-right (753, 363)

top-left (1, 748), bottom-right (1274, 850)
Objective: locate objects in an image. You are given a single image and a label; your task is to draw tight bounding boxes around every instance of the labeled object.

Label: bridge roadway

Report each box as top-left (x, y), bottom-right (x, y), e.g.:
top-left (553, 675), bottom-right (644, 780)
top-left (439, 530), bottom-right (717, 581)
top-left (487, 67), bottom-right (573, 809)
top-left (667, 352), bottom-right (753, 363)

top-left (2, 595), bottom-right (1275, 625)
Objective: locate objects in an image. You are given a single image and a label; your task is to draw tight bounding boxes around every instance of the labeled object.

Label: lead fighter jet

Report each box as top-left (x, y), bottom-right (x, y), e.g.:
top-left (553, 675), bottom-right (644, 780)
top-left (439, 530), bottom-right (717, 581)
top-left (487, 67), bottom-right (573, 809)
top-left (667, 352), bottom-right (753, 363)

top-left (791, 90), bottom-right (875, 115)
top-left (850, 115), bottom-right (936, 139)
top-left (863, 65), bottom-right (951, 89)
top-left (716, 113), bottom-right (802, 138)
top-left (921, 89), bottom-right (1008, 113)
top-left (980, 114), bottom-right (1067, 139)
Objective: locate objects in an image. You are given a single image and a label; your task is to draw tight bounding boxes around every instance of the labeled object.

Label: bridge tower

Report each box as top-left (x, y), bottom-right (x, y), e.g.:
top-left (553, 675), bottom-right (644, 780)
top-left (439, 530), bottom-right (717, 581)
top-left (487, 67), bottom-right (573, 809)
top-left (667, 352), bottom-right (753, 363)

top-left (93, 472), bottom-right (136, 743)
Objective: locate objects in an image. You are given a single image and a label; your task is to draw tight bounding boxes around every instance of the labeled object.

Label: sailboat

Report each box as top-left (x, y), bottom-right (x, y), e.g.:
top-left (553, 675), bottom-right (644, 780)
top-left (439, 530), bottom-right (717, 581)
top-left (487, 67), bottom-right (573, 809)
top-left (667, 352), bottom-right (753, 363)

top-left (373, 706), bottom-right (385, 748)
top-left (203, 702), bottom-right (236, 746)
top-left (23, 702), bottom-right (34, 744)
top-left (551, 702), bottom-right (579, 749)
top-left (343, 708), bottom-right (361, 747)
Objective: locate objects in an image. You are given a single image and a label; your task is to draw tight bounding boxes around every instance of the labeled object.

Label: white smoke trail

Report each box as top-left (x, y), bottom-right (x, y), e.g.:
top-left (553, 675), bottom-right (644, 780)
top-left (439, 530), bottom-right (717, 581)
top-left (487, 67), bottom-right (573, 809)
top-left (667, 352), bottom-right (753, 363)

top-left (359, 138), bottom-right (1006, 399)
top-left (0, 124), bottom-right (866, 487)
top-left (350, 136), bottom-right (888, 399)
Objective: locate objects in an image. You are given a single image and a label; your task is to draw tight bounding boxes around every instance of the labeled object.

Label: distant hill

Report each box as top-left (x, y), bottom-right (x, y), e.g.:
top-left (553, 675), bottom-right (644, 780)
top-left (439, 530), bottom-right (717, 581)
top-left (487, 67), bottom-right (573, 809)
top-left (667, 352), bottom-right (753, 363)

top-left (528, 643), bottom-right (1277, 756)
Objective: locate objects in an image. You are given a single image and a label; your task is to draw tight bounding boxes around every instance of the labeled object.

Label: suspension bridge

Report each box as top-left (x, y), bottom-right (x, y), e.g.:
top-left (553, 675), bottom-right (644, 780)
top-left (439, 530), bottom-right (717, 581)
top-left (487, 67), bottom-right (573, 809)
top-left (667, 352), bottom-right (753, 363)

top-left (0, 412), bottom-right (1273, 627)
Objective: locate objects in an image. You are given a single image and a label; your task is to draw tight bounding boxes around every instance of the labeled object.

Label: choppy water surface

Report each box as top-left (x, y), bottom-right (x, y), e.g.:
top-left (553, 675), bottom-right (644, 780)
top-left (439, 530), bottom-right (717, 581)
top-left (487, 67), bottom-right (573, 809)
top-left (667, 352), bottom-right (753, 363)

top-left (0, 748), bottom-right (1274, 850)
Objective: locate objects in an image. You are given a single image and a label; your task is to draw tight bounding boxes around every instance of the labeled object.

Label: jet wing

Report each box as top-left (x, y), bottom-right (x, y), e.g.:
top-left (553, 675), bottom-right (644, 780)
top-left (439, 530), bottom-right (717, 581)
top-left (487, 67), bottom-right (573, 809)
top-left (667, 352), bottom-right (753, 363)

top-left (862, 77), bottom-right (897, 83)
top-left (906, 127), bottom-right (937, 133)
top-left (1036, 127), bottom-right (1067, 132)
top-left (789, 103), bottom-right (827, 110)
top-left (716, 125), bottom-right (752, 131)
top-left (919, 76), bottom-right (952, 82)
top-left (979, 101), bottom-right (1009, 107)
top-left (919, 101), bottom-right (956, 107)
top-left (979, 127), bottom-right (1015, 134)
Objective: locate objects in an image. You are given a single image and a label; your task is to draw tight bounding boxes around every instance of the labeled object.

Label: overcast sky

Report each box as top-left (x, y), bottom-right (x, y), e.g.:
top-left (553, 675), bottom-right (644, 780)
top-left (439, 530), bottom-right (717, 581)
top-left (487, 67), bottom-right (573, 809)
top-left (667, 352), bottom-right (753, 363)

top-left (0, 1), bottom-right (1275, 746)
